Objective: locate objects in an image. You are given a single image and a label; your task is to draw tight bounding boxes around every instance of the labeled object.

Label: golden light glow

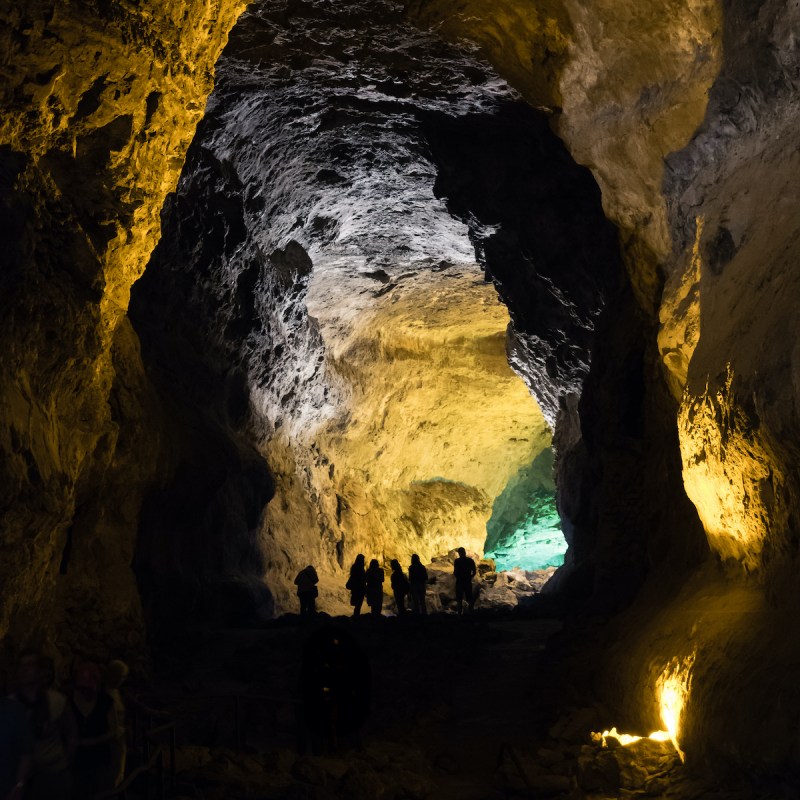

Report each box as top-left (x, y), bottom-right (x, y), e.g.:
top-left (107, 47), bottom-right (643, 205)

top-left (679, 365), bottom-right (773, 570)
top-left (597, 727), bottom-right (671, 748)
top-left (262, 265), bottom-right (552, 608)
top-left (658, 215), bottom-right (703, 400)
top-left (593, 653), bottom-right (695, 758)
top-left (656, 653), bottom-right (695, 760)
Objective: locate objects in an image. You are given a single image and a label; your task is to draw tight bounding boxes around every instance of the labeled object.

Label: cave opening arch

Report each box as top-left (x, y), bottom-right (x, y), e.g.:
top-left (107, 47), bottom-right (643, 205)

top-left (129, 0), bottom-right (626, 622)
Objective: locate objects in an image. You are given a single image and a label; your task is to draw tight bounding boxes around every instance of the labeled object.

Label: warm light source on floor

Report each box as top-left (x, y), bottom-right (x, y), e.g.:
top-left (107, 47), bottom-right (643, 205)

top-left (597, 727), bottom-right (671, 747)
top-left (594, 652), bottom-right (695, 759)
top-left (657, 653), bottom-right (695, 761)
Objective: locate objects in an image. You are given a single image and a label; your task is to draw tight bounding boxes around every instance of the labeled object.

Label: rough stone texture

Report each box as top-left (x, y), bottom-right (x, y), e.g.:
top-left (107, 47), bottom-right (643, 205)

top-left (662, 0), bottom-right (800, 576)
top-left (3, 0), bottom-right (800, 781)
top-left (130, 0), bottom-right (617, 613)
top-left (0, 0), bottom-right (247, 655)
top-left (650, 0), bottom-right (800, 771)
top-left (406, 0), bottom-right (723, 308)
top-left (408, 0), bottom-right (800, 775)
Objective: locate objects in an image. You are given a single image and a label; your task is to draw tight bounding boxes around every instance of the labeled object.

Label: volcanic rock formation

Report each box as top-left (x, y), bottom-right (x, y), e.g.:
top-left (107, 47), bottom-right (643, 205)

top-left (0, 0), bottom-right (247, 658)
top-left (2, 0), bottom-right (800, 780)
top-left (130, 0), bottom-right (619, 613)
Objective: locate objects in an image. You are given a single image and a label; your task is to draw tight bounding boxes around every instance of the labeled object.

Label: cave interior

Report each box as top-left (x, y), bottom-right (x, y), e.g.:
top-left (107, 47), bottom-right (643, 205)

top-left (2, 0), bottom-right (800, 797)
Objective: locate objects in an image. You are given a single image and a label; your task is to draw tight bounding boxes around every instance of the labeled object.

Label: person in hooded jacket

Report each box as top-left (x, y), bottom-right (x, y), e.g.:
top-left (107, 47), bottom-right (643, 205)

top-left (295, 565), bottom-right (320, 616)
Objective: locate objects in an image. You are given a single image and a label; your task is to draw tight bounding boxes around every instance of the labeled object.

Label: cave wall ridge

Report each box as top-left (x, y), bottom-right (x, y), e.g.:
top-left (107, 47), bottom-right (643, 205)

top-left (129, 0), bottom-right (588, 614)
top-left (0, 0), bottom-right (247, 657)
top-left (407, 0), bottom-right (800, 773)
top-left (2, 0), bottom-right (800, 775)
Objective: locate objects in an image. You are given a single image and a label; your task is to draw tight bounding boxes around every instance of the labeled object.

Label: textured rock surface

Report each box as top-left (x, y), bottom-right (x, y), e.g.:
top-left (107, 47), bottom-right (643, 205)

top-left (408, 0), bottom-right (800, 774)
top-left (650, 0), bottom-right (800, 769)
top-left (130, 0), bottom-right (619, 613)
top-left (407, 0), bottom-right (722, 306)
top-left (484, 448), bottom-right (566, 571)
top-left (0, 0), bottom-right (246, 653)
top-left (662, 0), bottom-right (800, 575)
top-left (3, 0), bottom-right (800, 780)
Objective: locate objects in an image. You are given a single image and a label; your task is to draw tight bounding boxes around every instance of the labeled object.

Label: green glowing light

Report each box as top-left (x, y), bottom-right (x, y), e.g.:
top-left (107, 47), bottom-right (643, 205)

top-left (484, 449), bottom-right (567, 572)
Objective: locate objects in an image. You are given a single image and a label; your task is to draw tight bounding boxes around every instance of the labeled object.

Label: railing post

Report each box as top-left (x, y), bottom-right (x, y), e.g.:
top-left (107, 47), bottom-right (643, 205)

top-left (144, 726), bottom-right (151, 765)
top-left (158, 749), bottom-right (165, 800)
top-left (235, 695), bottom-right (242, 752)
top-left (169, 724), bottom-right (176, 790)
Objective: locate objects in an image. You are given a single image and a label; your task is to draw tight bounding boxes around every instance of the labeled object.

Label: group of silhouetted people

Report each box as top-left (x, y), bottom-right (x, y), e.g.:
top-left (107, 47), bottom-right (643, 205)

top-left (0, 650), bottom-right (128, 800)
top-left (295, 547), bottom-right (478, 617)
top-left (343, 554), bottom-right (420, 616)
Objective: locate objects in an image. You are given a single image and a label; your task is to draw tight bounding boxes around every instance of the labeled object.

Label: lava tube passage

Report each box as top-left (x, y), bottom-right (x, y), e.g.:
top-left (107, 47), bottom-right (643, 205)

top-left (276, 261), bottom-right (569, 597)
top-left (139, 0), bottom-right (577, 611)
top-left (483, 447), bottom-right (566, 572)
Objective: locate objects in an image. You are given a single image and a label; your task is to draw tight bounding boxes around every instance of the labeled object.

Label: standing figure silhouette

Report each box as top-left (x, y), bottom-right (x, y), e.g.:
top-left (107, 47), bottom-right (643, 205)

top-left (389, 559), bottom-right (410, 616)
top-left (345, 554), bottom-right (367, 616)
top-left (299, 626), bottom-right (370, 755)
top-left (295, 565), bottom-right (320, 616)
top-left (365, 559), bottom-right (385, 617)
top-left (408, 554), bottom-right (428, 615)
top-left (453, 547), bottom-right (477, 614)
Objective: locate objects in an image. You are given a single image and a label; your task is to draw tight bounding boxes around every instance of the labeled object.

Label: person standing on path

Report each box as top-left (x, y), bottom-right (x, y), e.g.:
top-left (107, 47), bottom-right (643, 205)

top-left (389, 559), bottom-right (410, 616)
top-left (295, 565), bottom-right (320, 616)
top-left (70, 662), bottom-right (118, 799)
top-left (346, 554), bottom-right (367, 616)
top-left (12, 650), bottom-right (77, 800)
top-left (0, 669), bottom-right (32, 800)
top-left (408, 554), bottom-right (428, 615)
top-left (453, 547), bottom-right (477, 614)
top-left (365, 559), bottom-right (385, 617)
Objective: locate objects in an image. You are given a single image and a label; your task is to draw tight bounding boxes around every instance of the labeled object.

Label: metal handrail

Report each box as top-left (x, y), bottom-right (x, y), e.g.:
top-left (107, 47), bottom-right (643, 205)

top-left (98, 710), bottom-right (176, 799)
top-left (98, 745), bottom-right (164, 799)
top-left (97, 688), bottom-right (302, 797)
top-left (130, 690), bottom-right (302, 752)
top-left (497, 741), bottom-right (533, 790)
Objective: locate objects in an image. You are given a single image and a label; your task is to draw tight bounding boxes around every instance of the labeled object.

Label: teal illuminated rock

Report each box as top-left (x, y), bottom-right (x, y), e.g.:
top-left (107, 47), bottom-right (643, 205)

top-left (484, 449), bottom-right (566, 571)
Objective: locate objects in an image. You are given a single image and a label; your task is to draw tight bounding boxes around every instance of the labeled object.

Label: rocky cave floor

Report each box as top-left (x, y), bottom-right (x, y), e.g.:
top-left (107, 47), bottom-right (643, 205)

top-left (124, 609), bottom-right (792, 800)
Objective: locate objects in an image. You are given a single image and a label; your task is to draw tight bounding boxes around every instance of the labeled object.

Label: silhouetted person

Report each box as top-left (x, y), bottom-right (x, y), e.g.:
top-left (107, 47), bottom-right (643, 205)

top-left (299, 626), bottom-right (370, 754)
top-left (12, 650), bottom-right (76, 800)
top-left (408, 554), bottom-right (428, 615)
top-left (0, 670), bottom-right (32, 800)
top-left (346, 554), bottom-right (367, 616)
top-left (103, 660), bottom-right (129, 788)
top-left (365, 559), bottom-right (384, 617)
top-left (453, 547), bottom-right (477, 614)
top-left (70, 662), bottom-right (118, 799)
top-left (295, 565), bottom-right (320, 616)
top-left (389, 559), bottom-right (410, 616)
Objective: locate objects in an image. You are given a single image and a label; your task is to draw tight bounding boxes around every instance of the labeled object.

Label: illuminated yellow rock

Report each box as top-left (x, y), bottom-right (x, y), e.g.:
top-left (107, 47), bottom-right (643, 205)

top-left (658, 217), bottom-right (704, 401)
top-left (656, 652), bottom-right (695, 760)
top-left (0, 0), bottom-right (247, 647)
top-left (407, 0), bottom-right (722, 307)
top-left (678, 367), bottom-right (776, 571)
top-left (262, 265), bottom-right (551, 611)
top-left (406, 0), bottom-right (572, 108)
top-left (665, 94), bottom-right (800, 575)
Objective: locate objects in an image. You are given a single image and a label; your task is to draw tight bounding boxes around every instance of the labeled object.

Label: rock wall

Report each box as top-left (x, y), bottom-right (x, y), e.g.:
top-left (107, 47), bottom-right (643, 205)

top-left (406, 0), bottom-right (800, 773)
top-left (130, 0), bottom-right (617, 614)
top-left (0, 0), bottom-right (246, 659)
top-left (3, 0), bottom-right (799, 776)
